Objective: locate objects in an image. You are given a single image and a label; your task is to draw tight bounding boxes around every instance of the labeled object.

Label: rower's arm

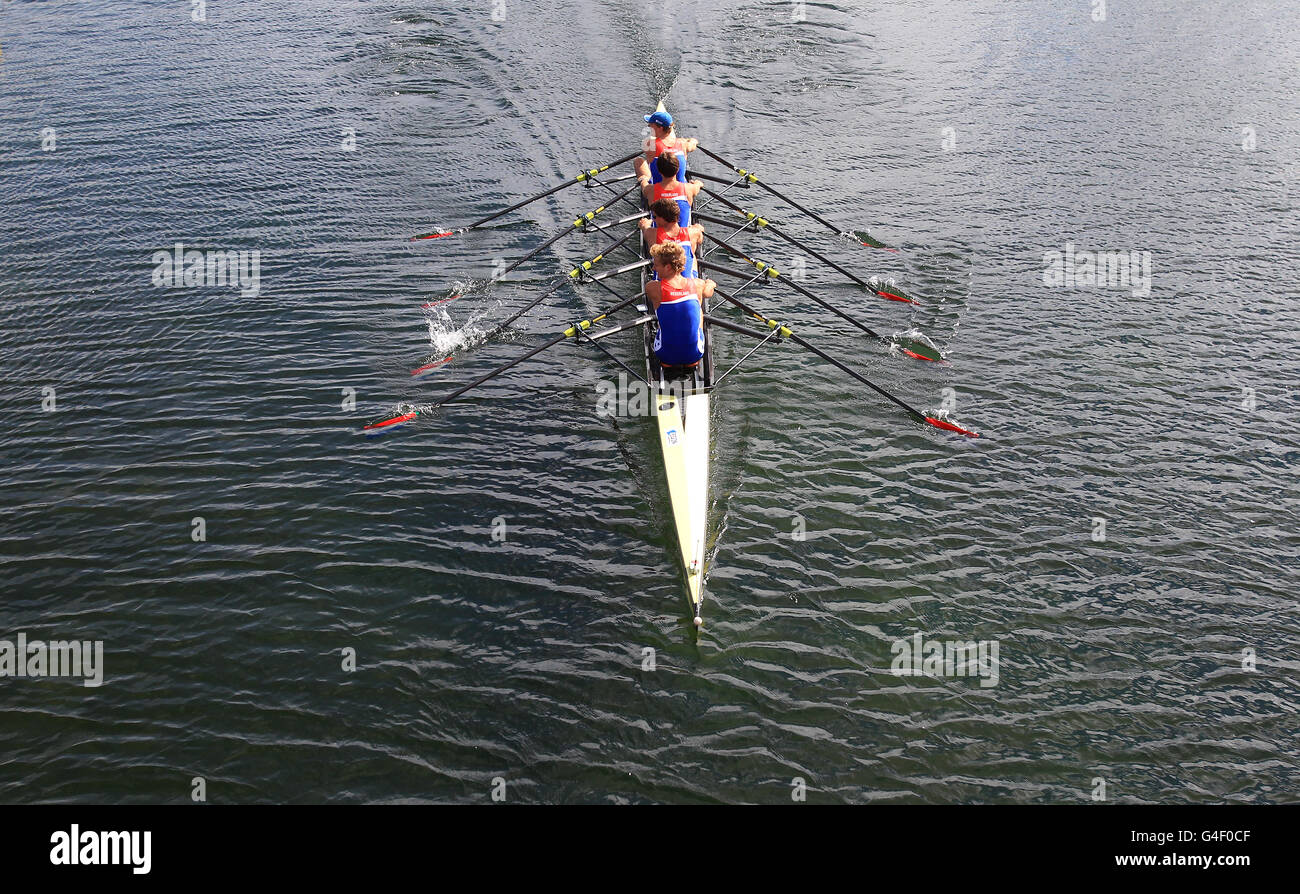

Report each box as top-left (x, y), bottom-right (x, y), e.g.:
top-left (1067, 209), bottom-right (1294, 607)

top-left (699, 278), bottom-right (716, 300)
top-left (644, 280), bottom-right (662, 310)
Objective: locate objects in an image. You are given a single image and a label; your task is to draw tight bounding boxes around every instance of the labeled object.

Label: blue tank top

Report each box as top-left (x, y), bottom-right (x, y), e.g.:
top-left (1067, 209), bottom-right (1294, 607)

top-left (653, 278), bottom-right (705, 366)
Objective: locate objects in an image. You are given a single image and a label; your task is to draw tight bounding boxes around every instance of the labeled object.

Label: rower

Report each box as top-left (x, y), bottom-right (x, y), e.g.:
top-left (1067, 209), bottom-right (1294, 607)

top-left (638, 151), bottom-right (701, 227)
top-left (644, 241), bottom-right (714, 373)
top-left (633, 109), bottom-right (698, 185)
top-left (640, 198), bottom-right (703, 279)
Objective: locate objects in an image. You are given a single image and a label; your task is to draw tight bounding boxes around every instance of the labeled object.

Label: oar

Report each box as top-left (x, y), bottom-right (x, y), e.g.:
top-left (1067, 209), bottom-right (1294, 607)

top-left (491, 182), bottom-right (640, 282)
top-left (693, 193), bottom-right (916, 301)
top-left (694, 208), bottom-right (917, 305)
top-left (364, 294), bottom-right (643, 434)
top-left (705, 291), bottom-right (979, 438)
top-left (700, 226), bottom-right (920, 312)
top-left (410, 149), bottom-right (643, 240)
top-left (695, 145), bottom-right (900, 252)
top-left (408, 227), bottom-right (645, 377)
top-left (698, 236), bottom-right (941, 362)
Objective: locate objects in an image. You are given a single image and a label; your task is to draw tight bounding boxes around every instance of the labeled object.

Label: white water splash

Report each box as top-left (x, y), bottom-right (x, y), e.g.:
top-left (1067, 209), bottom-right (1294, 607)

top-left (893, 327), bottom-right (938, 354)
top-left (423, 280), bottom-right (504, 355)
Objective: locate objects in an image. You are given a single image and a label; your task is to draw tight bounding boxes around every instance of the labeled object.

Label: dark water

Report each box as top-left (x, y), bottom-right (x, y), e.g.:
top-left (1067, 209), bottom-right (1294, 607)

top-left (2, 0), bottom-right (1297, 803)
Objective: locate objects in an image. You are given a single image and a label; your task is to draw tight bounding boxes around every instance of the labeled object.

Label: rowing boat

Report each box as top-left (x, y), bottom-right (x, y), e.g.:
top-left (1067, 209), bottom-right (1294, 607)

top-left (638, 108), bottom-right (715, 623)
top-left (367, 103), bottom-right (980, 631)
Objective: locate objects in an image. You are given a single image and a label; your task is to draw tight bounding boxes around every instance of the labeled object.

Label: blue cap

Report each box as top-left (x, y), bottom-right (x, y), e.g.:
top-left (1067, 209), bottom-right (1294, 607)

top-left (645, 111), bottom-right (673, 128)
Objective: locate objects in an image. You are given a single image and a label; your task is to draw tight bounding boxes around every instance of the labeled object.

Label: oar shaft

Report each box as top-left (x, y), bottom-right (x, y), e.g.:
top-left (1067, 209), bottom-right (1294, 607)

top-left (487, 280), bottom-right (567, 341)
top-left (583, 258), bottom-right (651, 283)
top-left (467, 180), bottom-right (573, 231)
top-left (495, 182), bottom-right (639, 280)
top-left (701, 313), bottom-right (777, 341)
top-left (696, 146), bottom-right (847, 238)
top-left (466, 149), bottom-right (642, 229)
top-left (435, 333), bottom-right (571, 407)
top-left (695, 197), bottom-right (873, 290)
top-left (786, 331), bottom-right (921, 421)
top-left (710, 286), bottom-right (927, 424)
top-left (433, 294), bottom-right (641, 409)
top-left (689, 170), bottom-right (753, 188)
top-left (489, 226), bottom-right (641, 338)
top-left (696, 258), bottom-right (761, 283)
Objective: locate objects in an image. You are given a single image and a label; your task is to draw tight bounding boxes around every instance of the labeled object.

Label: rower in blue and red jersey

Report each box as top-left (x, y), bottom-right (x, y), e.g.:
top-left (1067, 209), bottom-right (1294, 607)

top-left (644, 241), bottom-right (713, 370)
top-left (638, 150), bottom-right (701, 227)
top-left (633, 109), bottom-right (698, 188)
top-left (640, 198), bottom-right (703, 279)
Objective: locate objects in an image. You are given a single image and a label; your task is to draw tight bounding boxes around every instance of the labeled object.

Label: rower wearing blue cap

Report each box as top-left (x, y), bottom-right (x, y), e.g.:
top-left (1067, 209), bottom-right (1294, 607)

top-left (633, 106), bottom-right (698, 187)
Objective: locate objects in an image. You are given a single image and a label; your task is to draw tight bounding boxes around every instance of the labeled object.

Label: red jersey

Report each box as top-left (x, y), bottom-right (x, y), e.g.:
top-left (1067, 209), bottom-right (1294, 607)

top-left (651, 226), bottom-right (696, 278)
top-left (652, 177), bottom-right (687, 204)
top-left (658, 276), bottom-right (699, 305)
top-left (654, 135), bottom-right (683, 156)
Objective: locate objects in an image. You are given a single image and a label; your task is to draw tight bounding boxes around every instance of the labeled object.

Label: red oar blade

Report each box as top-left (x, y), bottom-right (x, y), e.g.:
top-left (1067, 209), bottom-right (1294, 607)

top-left (872, 283), bottom-right (919, 305)
top-left (422, 294), bottom-right (461, 309)
top-left (895, 337), bottom-right (943, 363)
top-left (411, 357), bottom-right (452, 377)
top-left (410, 227), bottom-right (464, 241)
top-left (363, 409), bottom-right (420, 435)
top-left (854, 230), bottom-right (900, 253)
top-left (924, 416), bottom-right (980, 438)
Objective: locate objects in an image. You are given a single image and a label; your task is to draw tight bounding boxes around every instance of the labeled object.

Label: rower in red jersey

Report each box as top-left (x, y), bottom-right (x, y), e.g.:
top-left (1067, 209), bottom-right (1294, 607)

top-left (633, 108), bottom-right (698, 186)
top-left (640, 198), bottom-right (703, 279)
top-left (638, 151), bottom-right (701, 227)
